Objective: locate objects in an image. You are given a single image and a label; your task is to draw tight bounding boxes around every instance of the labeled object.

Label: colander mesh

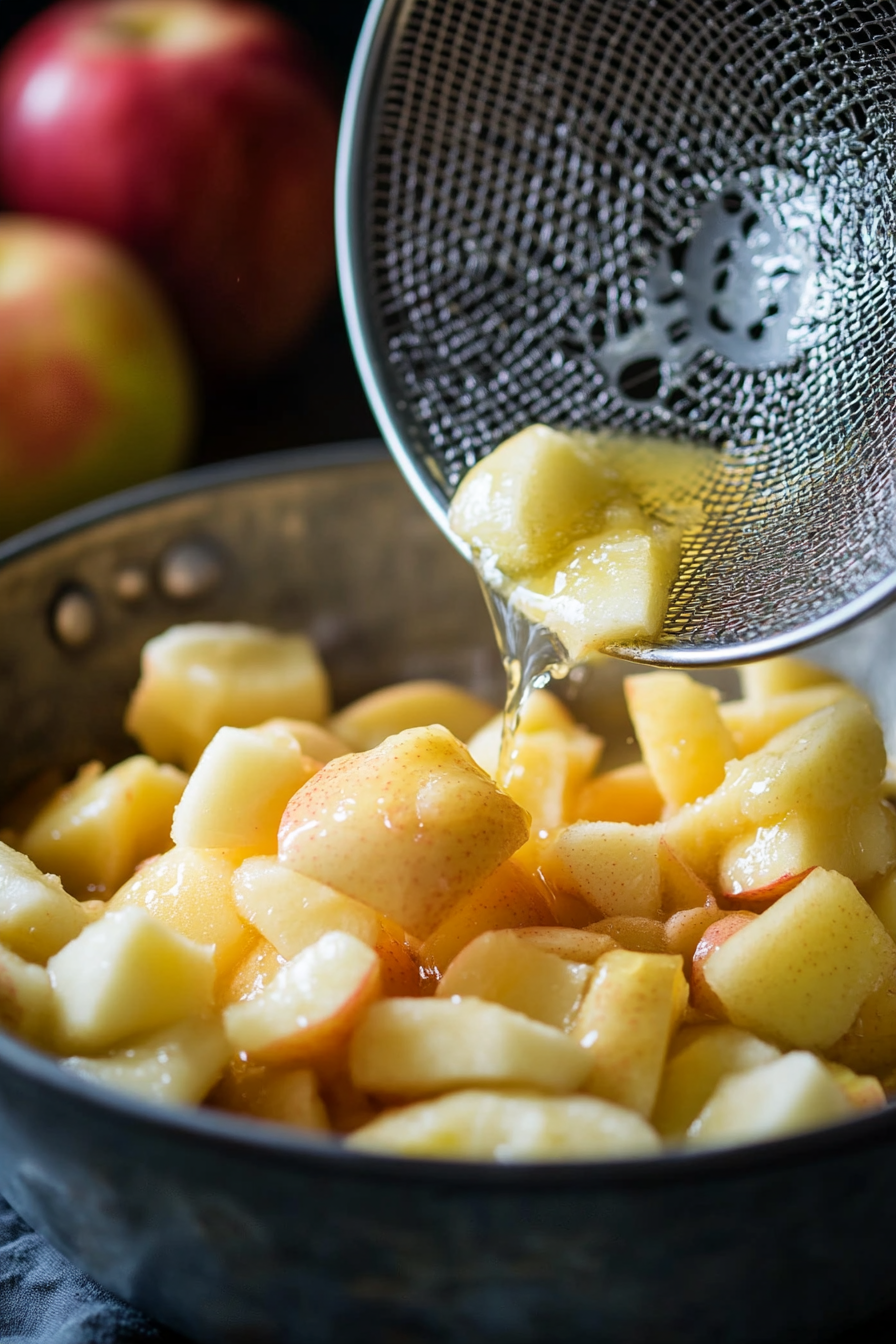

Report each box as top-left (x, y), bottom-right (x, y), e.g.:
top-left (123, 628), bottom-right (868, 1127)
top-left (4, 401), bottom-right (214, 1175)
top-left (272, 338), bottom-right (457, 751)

top-left (353, 0), bottom-right (896, 653)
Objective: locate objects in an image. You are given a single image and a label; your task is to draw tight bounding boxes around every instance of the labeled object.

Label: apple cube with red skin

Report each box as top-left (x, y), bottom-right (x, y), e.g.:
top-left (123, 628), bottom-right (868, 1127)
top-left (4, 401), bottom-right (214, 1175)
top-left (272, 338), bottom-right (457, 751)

top-left (349, 997), bottom-right (593, 1098)
top-left (22, 754), bottom-right (186, 899)
top-left (171, 726), bottom-right (320, 853)
top-left (232, 857), bottom-right (381, 959)
top-left (701, 869), bottom-right (896, 1049)
top-left (0, 219), bottom-right (193, 540)
top-left (435, 930), bottom-right (591, 1030)
top-left (0, 0), bottom-right (340, 372)
top-left (62, 1014), bottom-right (230, 1106)
top-left (0, 840), bottom-right (89, 964)
top-left (347, 1089), bottom-right (660, 1160)
top-left (223, 931), bottom-right (382, 1066)
top-left (126, 622), bottom-right (331, 771)
top-left (48, 907), bottom-right (215, 1053)
top-left (278, 725), bottom-right (530, 940)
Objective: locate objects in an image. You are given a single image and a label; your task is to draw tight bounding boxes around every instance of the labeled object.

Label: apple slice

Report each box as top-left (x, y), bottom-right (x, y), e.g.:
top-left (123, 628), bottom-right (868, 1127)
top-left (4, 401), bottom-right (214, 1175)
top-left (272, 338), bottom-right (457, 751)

top-left (232, 857), bottom-right (381, 958)
top-left (171, 726), bottom-right (320, 854)
top-left (329, 680), bottom-right (495, 752)
top-left (651, 1024), bottom-right (781, 1138)
top-left (574, 761), bottom-right (664, 827)
top-left (61, 1015), bottom-right (230, 1106)
top-left (624, 672), bottom-right (736, 809)
top-left (21, 755), bottom-right (186, 898)
top-left (720, 684), bottom-right (852, 756)
top-left (418, 860), bottom-right (554, 974)
top-left (541, 821), bottom-right (662, 920)
top-left (109, 846), bottom-right (252, 989)
top-left (349, 997), bottom-right (593, 1097)
top-left (0, 941), bottom-right (54, 1046)
top-left (686, 1051), bottom-right (853, 1147)
top-left (346, 1089), bottom-right (660, 1160)
top-left (689, 912), bottom-right (757, 1018)
top-left (0, 839), bottom-right (89, 964)
top-left (826, 966), bottom-right (896, 1076)
top-left (48, 907), bottom-right (215, 1054)
top-left (210, 1059), bottom-right (329, 1130)
top-left (659, 839), bottom-right (714, 914)
top-left (664, 899), bottom-right (721, 975)
top-left (737, 655), bottom-right (843, 700)
top-left (435, 930), bottom-right (591, 1029)
top-left (125, 622), bottom-right (330, 771)
top-left (253, 718), bottom-right (351, 763)
top-left (279, 726), bottom-right (530, 939)
top-left (585, 917), bottom-right (666, 955)
top-left (702, 869), bottom-right (896, 1049)
top-left (223, 931), bottom-right (381, 1066)
top-left (510, 927), bottom-right (617, 963)
top-left (717, 869), bottom-right (815, 914)
top-left (572, 949), bottom-right (688, 1116)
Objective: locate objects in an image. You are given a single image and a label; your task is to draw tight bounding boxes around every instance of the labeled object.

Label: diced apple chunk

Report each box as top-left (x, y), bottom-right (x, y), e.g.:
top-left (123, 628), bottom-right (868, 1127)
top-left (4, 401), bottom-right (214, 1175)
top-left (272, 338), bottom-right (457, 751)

top-left (738, 656), bottom-right (842, 700)
top-left (0, 840), bottom-right (89, 963)
top-left (347, 1089), bottom-right (660, 1160)
top-left (718, 796), bottom-right (896, 895)
top-left (826, 966), bottom-right (896, 1076)
top-left (253, 718), bottom-right (350, 763)
top-left (447, 423), bottom-right (622, 579)
top-left (663, 696), bottom-right (886, 879)
top-left (211, 1059), bottom-right (329, 1130)
top-left (702, 868), bottom-right (896, 1049)
top-left (330, 681), bottom-right (495, 752)
top-left (542, 821), bottom-right (662, 919)
top-left (687, 1051), bottom-right (853, 1147)
top-left (278, 726), bottom-right (530, 939)
top-left (625, 672), bottom-right (735, 808)
top-left (108, 847), bottom-right (252, 987)
top-left (585, 917), bottom-right (666, 955)
top-left (232, 857), bottom-right (381, 959)
top-left (223, 931), bottom-right (381, 1065)
top-left (720, 685), bottom-right (853, 757)
top-left (61, 1015), bottom-right (230, 1106)
top-left (349, 997), bottom-right (592, 1097)
top-left (824, 1061), bottom-right (886, 1112)
top-left (0, 942), bottom-right (54, 1046)
top-left (651, 1025), bottom-right (781, 1138)
top-left (510, 927), bottom-right (616, 964)
top-left (500, 727), bottom-right (603, 836)
top-left (125, 622), bottom-right (330, 771)
top-left (572, 949), bottom-right (688, 1116)
top-left (435, 930), bottom-right (591, 1029)
top-left (217, 934), bottom-right (286, 1007)
top-left (48, 908), bottom-right (215, 1053)
top-left (21, 756), bottom-right (186, 898)
top-left (172, 727), bottom-right (320, 853)
top-left (467, 689), bottom-right (576, 778)
top-left (513, 523), bottom-right (681, 658)
top-left (575, 762), bottom-right (663, 826)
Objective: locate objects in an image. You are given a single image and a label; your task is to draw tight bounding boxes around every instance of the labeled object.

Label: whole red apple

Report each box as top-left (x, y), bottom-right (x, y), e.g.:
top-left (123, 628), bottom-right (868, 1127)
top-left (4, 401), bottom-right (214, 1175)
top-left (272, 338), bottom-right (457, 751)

top-left (0, 0), bottom-right (339, 373)
top-left (0, 217), bottom-right (194, 539)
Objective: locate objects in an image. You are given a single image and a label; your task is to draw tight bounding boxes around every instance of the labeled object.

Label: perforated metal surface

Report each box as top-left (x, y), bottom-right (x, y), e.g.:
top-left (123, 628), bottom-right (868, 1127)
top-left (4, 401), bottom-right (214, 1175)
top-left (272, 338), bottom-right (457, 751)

top-left (338, 0), bottom-right (896, 663)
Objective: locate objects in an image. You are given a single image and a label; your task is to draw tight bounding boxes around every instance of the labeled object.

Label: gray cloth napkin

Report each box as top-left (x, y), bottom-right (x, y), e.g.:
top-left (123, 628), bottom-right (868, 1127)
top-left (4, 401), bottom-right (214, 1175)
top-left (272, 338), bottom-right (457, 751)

top-left (0, 1200), bottom-right (185, 1343)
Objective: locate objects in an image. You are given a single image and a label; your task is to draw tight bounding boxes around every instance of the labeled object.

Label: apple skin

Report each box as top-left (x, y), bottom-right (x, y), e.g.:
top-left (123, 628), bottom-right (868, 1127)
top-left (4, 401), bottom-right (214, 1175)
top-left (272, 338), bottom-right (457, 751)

top-left (0, 216), bottom-right (194, 539)
top-left (0, 0), bottom-right (339, 373)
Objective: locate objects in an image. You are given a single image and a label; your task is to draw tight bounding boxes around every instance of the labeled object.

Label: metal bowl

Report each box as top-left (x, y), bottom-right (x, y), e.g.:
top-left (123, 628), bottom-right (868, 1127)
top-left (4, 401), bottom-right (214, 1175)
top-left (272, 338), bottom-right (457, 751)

top-left (0, 443), bottom-right (894, 1344)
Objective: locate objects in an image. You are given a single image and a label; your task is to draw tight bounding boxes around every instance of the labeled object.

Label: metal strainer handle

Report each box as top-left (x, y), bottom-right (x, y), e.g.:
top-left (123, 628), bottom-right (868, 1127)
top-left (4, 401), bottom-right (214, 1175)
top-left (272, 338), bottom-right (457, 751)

top-left (337, 0), bottom-right (896, 666)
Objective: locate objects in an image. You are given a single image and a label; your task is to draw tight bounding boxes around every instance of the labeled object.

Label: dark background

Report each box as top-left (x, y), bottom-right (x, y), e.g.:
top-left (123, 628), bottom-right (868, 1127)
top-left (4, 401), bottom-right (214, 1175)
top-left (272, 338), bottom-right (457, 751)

top-left (0, 0), bottom-right (380, 470)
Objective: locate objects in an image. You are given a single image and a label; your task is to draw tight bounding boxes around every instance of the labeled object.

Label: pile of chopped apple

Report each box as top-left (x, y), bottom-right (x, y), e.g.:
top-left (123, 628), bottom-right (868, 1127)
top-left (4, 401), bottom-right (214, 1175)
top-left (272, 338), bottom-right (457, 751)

top-left (0, 622), bottom-right (893, 1161)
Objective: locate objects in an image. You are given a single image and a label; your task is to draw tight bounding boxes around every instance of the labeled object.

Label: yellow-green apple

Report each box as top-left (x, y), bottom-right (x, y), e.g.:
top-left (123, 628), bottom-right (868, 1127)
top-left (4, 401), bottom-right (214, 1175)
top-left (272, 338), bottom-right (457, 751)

top-left (0, 218), bottom-right (193, 538)
top-left (0, 0), bottom-right (339, 372)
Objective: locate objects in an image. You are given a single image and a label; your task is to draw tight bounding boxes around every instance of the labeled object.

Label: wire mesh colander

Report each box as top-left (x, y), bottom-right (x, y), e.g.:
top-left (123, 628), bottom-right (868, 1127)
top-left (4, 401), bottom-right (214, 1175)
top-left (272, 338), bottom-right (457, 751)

top-left (337, 0), bottom-right (896, 665)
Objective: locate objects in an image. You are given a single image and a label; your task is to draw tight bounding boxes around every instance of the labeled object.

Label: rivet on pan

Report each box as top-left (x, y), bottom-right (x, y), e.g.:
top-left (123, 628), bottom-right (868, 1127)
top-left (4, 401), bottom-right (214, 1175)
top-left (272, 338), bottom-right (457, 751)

top-left (158, 540), bottom-right (224, 601)
top-left (114, 565), bottom-right (151, 604)
top-left (51, 586), bottom-right (99, 649)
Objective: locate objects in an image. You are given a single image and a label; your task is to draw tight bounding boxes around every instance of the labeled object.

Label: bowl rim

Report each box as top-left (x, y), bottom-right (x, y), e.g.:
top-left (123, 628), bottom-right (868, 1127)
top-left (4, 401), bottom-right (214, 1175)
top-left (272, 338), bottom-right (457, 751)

top-left (0, 441), bottom-right (893, 1188)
